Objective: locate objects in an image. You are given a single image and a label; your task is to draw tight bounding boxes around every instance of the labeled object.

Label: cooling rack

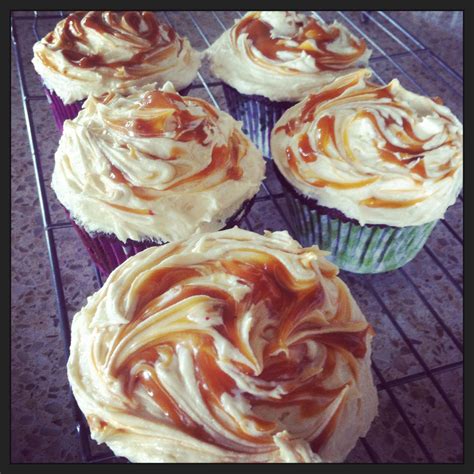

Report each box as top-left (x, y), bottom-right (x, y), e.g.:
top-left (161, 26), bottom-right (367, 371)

top-left (11, 10), bottom-right (463, 463)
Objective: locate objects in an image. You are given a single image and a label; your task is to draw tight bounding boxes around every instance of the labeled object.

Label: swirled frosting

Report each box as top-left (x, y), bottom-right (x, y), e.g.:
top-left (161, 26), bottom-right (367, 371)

top-left (271, 69), bottom-right (463, 226)
top-left (205, 11), bottom-right (371, 102)
top-left (51, 82), bottom-right (265, 243)
top-left (67, 228), bottom-right (378, 463)
top-left (32, 11), bottom-right (201, 104)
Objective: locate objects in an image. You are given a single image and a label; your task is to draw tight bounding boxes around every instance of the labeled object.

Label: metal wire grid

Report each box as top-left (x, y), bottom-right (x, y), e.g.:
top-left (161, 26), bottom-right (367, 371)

top-left (11, 10), bottom-right (463, 463)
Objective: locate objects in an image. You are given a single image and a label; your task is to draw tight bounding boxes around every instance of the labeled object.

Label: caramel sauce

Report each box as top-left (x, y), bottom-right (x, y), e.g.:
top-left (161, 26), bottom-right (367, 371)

top-left (310, 391), bottom-right (346, 453)
top-left (42, 11), bottom-right (178, 72)
top-left (379, 150), bottom-right (427, 178)
top-left (280, 80), bottom-right (457, 192)
top-left (360, 196), bottom-right (426, 208)
top-left (161, 131), bottom-right (244, 190)
top-left (354, 110), bottom-right (446, 180)
top-left (275, 81), bottom-right (389, 138)
top-left (316, 115), bottom-right (336, 155)
top-left (287, 146), bottom-right (377, 189)
top-left (436, 167), bottom-right (457, 182)
top-left (101, 91), bottom-right (245, 211)
top-left (378, 148), bottom-right (401, 166)
top-left (235, 15), bottom-right (295, 61)
top-left (133, 266), bottom-right (202, 318)
top-left (36, 51), bottom-right (61, 73)
top-left (109, 165), bottom-right (129, 184)
top-left (87, 415), bottom-right (109, 431)
top-left (274, 118), bottom-right (299, 137)
top-left (235, 14), bottom-right (367, 71)
top-left (303, 19), bottom-right (339, 42)
top-left (137, 366), bottom-right (218, 445)
top-left (143, 90), bottom-right (180, 108)
top-left (298, 133), bottom-right (317, 163)
top-left (301, 78), bottom-right (361, 123)
top-left (411, 159), bottom-right (427, 178)
top-left (315, 327), bottom-right (371, 359)
top-left (107, 249), bottom-right (371, 450)
top-left (105, 202), bottom-right (154, 215)
top-left (121, 92), bottom-right (221, 145)
top-left (194, 344), bottom-right (274, 444)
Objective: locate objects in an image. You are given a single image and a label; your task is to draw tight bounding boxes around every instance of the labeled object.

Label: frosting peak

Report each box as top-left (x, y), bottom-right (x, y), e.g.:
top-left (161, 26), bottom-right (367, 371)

top-left (52, 83), bottom-right (265, 243)
top-left (271, 70), bottom-right (463, 226)
top-left (206, 11), bottom-right (372, 102)
top-left (259, 11), bottom-right (306, 38)
top-left (32, 11), bottom-right (201, 104)
top-left (67, 228), bottom-right (378, 463)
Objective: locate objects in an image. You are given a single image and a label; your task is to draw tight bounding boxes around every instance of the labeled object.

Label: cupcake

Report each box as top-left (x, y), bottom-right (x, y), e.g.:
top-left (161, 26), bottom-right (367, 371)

top-left (206, 11), bottom-right (371, 157)
top-left (67, 227), bottom-right (378, 463)
top-left (32, 11), bottom-right (201, 131)
top-left (51, 82), bottom-right (265, 276)
top-left (271, 69), bottom-right (463, 274)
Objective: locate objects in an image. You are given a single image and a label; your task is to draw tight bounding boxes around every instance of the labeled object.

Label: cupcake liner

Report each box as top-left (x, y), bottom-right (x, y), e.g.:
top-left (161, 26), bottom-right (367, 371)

top-left (69, 217), bottom-right (162, 277)
top-left (274, 164), bottom-right (437, 274)
top-left (65, 196), bottom-right (256, 278)
top-left (222, 84), bottom-right (293, 158)
top-left (43, 87), bottom-right (84, 133)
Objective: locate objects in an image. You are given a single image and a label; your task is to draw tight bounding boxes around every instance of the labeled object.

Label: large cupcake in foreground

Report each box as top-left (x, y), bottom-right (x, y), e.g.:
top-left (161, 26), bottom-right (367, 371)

top-left (52, 82), bottom-right (265, 276)
top-left (271, 69), bottom-right (463, 273)
top-left (206, 11), bottom-right (371, 157)
top-left (32, 11), bottom-right (201, 131)
top-left (67, 228), bottom-right (378, 463)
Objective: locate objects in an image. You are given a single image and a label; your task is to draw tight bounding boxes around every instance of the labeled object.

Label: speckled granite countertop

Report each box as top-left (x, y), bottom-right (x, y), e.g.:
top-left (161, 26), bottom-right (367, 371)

top-left (11, 11), bottom-right (463, 463)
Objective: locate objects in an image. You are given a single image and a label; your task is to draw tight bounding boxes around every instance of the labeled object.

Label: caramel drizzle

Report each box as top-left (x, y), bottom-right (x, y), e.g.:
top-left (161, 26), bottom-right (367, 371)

top-left (40, 11), bottom-right (181, 75)
top-left (103, 90), bottom-right (245, 212)
top-left (234, 13), bottom-right (367, 72)
top-left (105, 249), bottom-right (372, 450)
top-left (286, 147), bottom-right (378, 190)
top-left (360, 196), bottom-right (425, 209)
top-left (277, 77), bottom-right (458, 205)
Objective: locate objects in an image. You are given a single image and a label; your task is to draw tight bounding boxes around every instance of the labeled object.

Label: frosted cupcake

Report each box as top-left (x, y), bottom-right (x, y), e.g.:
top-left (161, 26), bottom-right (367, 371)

top-left (206, 11), bottom-right (371, 157)
top-left (271, 69), bottom-right (463, 273)
top-left (32, 11), bottom-right (201, 131)
top-left (52, 82), bottom-right (265, 276)
top-left (67, 228), bottom-right (378, 463)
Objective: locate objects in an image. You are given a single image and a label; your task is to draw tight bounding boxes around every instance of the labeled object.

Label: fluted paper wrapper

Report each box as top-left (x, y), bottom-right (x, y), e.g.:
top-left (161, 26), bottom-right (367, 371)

top-left (275, 165), bottom-right (437, 273)
top-left (43, 87), bottom-right (84, 132)
top-left (223, 84), bottom-right (293, 158)
top-left (66, 197), bottom-right (256, 277)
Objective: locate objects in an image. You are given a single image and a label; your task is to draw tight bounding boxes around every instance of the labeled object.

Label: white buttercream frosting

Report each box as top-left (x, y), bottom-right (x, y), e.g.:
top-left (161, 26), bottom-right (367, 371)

top-left (271, 69), bottom-right (463, 226)
top-left (205, 11), bottom-right (372, 102)
top-left (32, 11), bottom-right (201, 104)
top-left (67, 228), bottom-right (378, 463)
top-left (51, 82), bottom-right (265, 243)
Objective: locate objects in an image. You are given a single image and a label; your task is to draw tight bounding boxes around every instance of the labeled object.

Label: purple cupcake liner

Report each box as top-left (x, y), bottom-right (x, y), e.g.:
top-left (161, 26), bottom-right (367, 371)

top-left (222, 84), bottom-right (294, 158)
top-left (43, 87), bottom-right (84, 133)
top-left (68, 216), bottom-right (161, 278)
top-left (65, 196), bottom-right (256, 279)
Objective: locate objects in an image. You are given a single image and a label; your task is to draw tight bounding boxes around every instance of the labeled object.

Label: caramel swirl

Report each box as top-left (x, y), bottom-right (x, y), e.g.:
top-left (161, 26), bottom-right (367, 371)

top-left (271, 70), bottom-right (463, 227)
top-left (234, 12), bottom-right (368, 73)
top-left (67, 228), bottom-right (377, 463)
top-left (51, 82), bottom-right (265, 243)
top-left (206, 11), bottom-right (371, 102)
top-left (32, 11), bottom-right (201, 104)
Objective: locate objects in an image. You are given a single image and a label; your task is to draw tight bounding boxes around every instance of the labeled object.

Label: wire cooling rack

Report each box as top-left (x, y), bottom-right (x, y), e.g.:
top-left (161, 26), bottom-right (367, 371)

top-left (11, 11), bottom-right (463, 463)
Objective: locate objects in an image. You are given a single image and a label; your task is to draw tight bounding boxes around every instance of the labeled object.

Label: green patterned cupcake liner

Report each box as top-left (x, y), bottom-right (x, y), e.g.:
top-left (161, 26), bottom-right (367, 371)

top-left (284, 193), bottom-right (437, 273)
